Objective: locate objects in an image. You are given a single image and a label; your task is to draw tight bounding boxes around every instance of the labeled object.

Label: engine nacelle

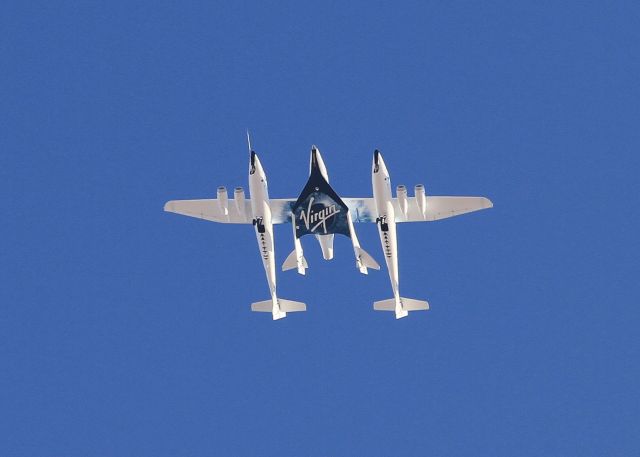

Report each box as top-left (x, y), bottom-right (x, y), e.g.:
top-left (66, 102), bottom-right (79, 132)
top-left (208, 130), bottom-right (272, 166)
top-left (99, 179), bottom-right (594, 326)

top-left (396, 184), bottom-right (408, 216)
top-left (217, 186), bottom-right (229, 215)
top-left (234, 187), bottom-right (245, 218)
top-left (414, 184), bottom-right (427, 216)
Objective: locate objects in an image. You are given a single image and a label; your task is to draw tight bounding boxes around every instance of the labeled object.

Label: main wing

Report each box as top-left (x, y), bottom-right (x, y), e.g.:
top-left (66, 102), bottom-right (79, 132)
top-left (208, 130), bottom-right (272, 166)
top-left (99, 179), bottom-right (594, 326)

top-left (164, 198), bottom-right (295, 224)
top-left (164, 195), bottom-right (492, 224)
top-left (397, 196), bottom-right (493, 222)
top-left (342, 196), bottom-right (493, 222)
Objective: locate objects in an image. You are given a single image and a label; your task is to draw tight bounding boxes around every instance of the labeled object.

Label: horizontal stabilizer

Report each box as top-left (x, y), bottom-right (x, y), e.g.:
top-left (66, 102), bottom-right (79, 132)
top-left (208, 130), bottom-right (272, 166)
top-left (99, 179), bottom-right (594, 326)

top-left (355, 246), bottom-right (381, 270)
top-left (251, 299), bottom-right (273, 312)
top-left (373, 297), bottom-right (429, 318)
top-left (401, 298), bottom-right (429, 311)
top-left (373, 298), bottom-right (396, 311)
top-left (278, 299), bottom-right (307, 312)
top-left (251, 298), bottom-right (306, 314)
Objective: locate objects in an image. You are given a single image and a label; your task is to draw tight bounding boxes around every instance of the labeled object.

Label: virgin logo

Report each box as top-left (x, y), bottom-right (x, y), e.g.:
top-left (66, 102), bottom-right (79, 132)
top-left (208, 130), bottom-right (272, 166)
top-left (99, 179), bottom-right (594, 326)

top-left (299, 197), bottom-right (339, 234)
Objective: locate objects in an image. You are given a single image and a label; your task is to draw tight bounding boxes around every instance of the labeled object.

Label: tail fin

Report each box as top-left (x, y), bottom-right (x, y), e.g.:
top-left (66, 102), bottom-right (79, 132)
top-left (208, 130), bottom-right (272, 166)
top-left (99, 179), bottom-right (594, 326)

top-left (282, 249), bottom-right (308, 274)
top-left (355, 246), bottom-right (381, 274)
top-left (373, 297), bottom-right (429, 319)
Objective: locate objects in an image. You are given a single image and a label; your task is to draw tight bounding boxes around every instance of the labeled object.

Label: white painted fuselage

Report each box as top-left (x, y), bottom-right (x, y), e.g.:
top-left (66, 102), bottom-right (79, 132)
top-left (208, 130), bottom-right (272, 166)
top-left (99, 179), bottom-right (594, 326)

top-left (372, 150), bottom-right (407, 318)
top-left (310, 147), bottom-right (335, 260)
top-left (248, 151), bottom-right (284, 319)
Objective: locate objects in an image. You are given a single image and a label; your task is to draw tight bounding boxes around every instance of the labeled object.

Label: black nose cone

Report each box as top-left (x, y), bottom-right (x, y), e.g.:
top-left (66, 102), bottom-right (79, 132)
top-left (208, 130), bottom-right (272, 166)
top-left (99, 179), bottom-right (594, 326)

top-left (250, 150), bottom-right (257, 174)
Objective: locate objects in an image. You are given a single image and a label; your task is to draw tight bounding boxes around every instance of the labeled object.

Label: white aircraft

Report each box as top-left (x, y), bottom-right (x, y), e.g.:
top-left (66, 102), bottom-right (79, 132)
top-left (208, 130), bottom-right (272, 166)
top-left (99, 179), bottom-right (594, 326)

top-left (164, 144), bottom-right (492, 320)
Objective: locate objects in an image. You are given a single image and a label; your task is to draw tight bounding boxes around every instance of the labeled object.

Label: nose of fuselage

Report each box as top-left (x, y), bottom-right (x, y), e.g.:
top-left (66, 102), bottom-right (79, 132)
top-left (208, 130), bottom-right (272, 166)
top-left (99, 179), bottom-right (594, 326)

top-left (310, 145), bottom-right (329, 181)
top-left (372, 149), bottom-right (388, 176)
top-left (249, 150), bottom-right (265, 177)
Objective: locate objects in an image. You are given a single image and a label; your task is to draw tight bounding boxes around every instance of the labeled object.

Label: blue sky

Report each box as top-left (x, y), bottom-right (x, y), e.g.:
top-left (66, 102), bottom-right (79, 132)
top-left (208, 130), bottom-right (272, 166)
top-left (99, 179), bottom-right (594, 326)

top-left (2, 1), bottom-right (639, 455)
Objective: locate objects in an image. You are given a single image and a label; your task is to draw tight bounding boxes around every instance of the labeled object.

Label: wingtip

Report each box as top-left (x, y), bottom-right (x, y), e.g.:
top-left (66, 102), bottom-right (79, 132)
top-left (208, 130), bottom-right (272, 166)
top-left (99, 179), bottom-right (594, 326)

top-left (163, 201), bottom-right (174, 212)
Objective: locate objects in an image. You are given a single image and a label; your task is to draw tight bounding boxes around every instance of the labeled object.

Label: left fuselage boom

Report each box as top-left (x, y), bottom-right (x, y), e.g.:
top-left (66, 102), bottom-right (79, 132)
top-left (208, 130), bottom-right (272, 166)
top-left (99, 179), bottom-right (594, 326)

top-left (248, 151), bottom-right (276, 296)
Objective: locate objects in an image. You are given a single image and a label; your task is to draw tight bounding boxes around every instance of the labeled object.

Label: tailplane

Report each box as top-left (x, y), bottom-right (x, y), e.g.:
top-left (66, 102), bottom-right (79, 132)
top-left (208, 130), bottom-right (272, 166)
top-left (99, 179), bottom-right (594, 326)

top-left (401, 298), bottom-right (429, 311)
top-left (373, 297), bottom-right (429, 319)
top-left (251, 297), bottom-right (307, 320)
top-left (278, 299), bottom-right (307, 312)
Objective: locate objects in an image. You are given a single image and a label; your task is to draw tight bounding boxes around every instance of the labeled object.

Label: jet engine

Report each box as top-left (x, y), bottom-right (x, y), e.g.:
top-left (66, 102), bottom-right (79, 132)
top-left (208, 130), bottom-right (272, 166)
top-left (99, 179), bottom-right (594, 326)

top-left (234, 186), bottom-right (245, 217)
top-left (217, 186), bottom-right (229, 215)
top-left (396, 185), bottom-right (408, 216)
top-left (414, 184), bottom-right (427, 216)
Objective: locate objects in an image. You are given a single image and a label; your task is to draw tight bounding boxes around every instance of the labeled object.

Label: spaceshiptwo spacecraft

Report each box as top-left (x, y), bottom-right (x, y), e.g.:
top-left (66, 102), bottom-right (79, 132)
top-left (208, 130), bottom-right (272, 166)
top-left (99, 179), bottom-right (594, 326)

top-left (164, 143), bottom-right (492, 320)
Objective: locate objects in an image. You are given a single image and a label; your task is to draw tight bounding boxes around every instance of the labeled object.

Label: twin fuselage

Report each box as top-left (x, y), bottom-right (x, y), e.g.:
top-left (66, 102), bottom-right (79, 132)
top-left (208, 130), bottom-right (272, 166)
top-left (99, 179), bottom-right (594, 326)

top-left (248, 151), bottom-right (284, 319)
top-left (372, 150), bottom-right (407, 318)
top-left (247, 147), bottom-right (408, 319)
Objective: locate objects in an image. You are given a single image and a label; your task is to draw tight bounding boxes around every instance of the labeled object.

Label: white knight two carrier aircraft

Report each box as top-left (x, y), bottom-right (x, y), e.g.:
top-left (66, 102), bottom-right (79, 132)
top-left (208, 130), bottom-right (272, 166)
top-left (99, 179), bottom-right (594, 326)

top-left (165, 145), bottom-right (492, 320)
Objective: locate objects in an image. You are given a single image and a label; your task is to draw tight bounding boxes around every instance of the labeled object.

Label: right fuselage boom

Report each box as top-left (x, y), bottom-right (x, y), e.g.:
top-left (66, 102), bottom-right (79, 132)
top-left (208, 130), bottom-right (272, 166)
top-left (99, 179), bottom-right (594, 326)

top-left (372, 150), bottom-right (400, 297)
